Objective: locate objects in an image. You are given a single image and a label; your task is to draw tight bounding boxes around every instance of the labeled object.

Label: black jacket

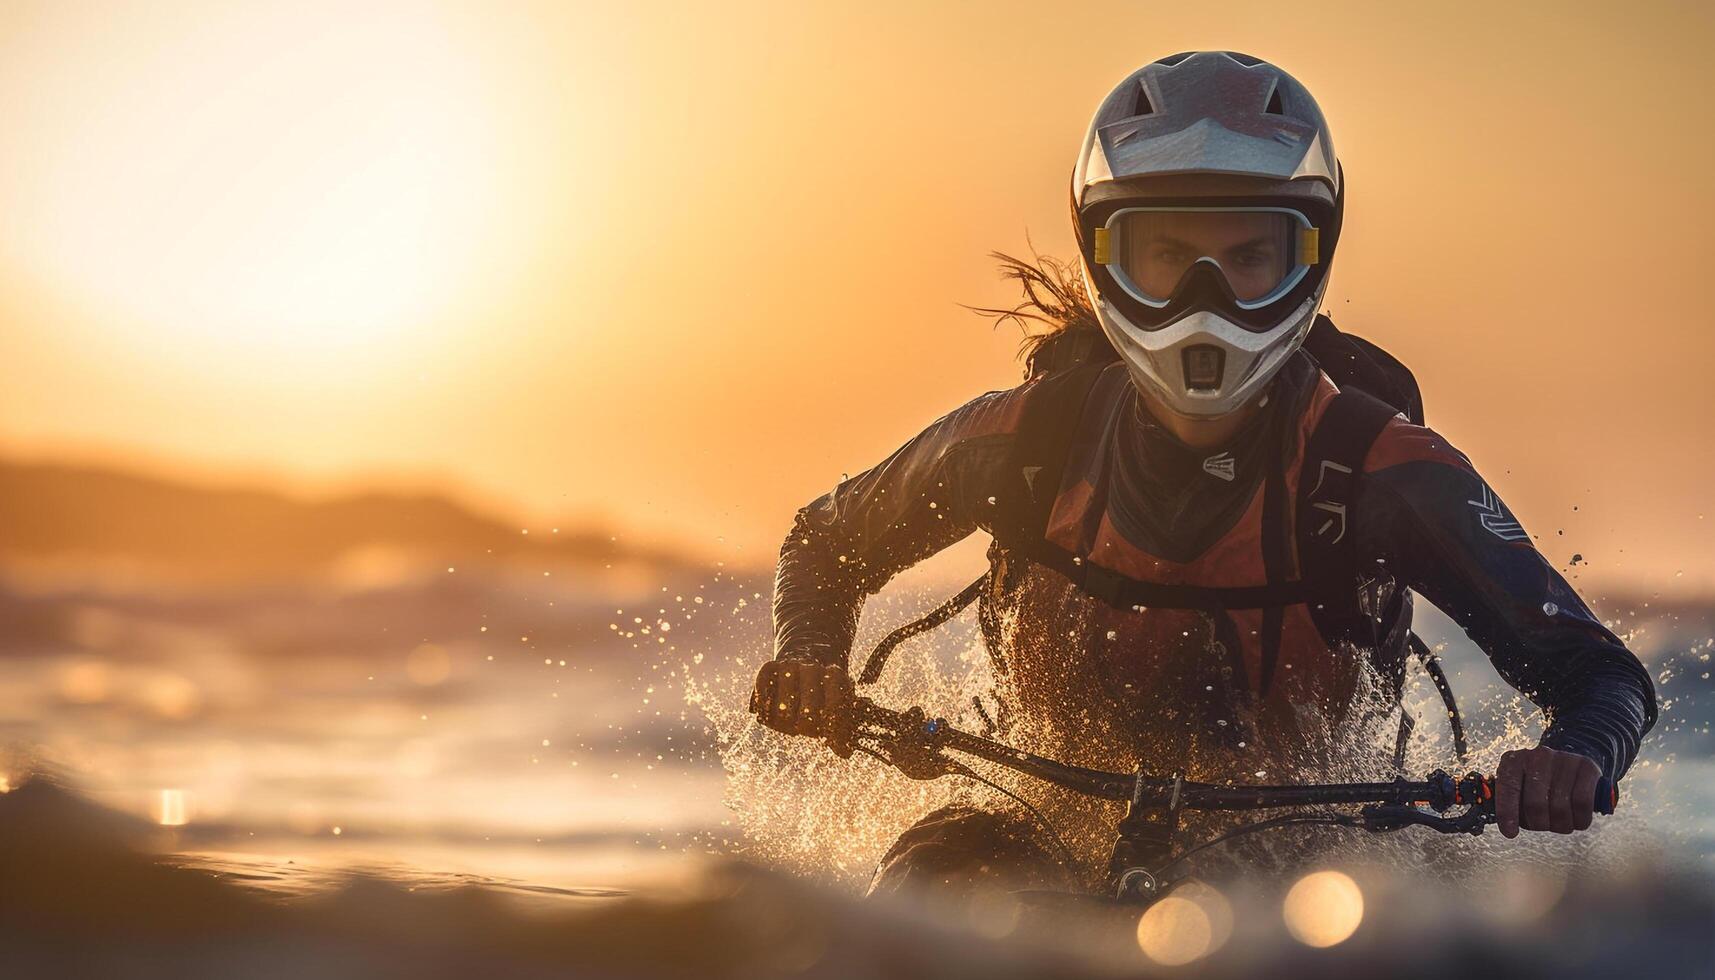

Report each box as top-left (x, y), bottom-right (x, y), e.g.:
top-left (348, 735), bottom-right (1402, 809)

top-left (772, 352), bottom-right (1656, 784)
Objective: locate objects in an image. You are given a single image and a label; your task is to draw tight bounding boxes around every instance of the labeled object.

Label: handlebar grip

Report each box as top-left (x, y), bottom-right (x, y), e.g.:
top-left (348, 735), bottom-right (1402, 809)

top-left (1595, 777), bottom-right (1617, 816)
top-left (1485, 774), bottom-right (1618, 815)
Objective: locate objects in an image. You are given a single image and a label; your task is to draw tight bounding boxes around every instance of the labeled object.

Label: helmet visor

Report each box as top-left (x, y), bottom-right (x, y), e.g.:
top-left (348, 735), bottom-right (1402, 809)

top-left (1105, 208), bottom-right (1313, 309)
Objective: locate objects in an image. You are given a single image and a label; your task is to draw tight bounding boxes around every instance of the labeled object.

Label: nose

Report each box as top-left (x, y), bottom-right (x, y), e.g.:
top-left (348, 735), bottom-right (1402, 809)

top-left (1172, 256), bottom-right (1240, 303)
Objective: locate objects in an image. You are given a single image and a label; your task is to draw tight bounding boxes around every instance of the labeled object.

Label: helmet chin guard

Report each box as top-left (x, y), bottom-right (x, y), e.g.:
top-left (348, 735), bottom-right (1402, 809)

top-left (1084, 279), bottom-right (1323, 418)
top-left (1070, 51), bottom-right (1342, 418)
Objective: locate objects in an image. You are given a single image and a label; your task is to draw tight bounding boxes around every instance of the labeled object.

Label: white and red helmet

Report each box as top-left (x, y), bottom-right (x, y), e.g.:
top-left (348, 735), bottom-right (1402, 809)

top-left (1072, 51), bottom-right (1343, 417)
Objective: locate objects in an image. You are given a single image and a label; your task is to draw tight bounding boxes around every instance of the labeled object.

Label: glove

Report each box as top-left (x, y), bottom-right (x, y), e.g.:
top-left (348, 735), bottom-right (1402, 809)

top-left (749, 659), bottom-right (856, 757)
top-left (1494, 746), bottom-right (1603, 837)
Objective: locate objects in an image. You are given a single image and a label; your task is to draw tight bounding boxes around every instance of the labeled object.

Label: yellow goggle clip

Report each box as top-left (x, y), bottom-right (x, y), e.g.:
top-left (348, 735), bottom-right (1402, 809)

top-left (1298, 226), bottom-right (1320, 266)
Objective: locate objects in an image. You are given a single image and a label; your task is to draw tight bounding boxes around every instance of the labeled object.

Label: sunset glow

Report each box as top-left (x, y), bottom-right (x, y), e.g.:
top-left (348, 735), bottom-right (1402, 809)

top-left (1, 6), bottom-right (1710, 975)
top-left (0, 1), bottom-right (1709, 590)
top-left (2, 4), bottom-right (503, 361)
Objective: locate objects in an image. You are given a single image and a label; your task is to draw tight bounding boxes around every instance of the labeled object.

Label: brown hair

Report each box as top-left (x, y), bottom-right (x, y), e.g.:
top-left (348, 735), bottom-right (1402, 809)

top-left (963, 247), bottom-right (1116, 378)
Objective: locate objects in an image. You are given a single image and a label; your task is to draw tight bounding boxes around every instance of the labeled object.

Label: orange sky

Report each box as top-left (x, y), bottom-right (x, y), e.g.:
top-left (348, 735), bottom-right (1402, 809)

top-left (0, 0), bottom-right (1711, 591)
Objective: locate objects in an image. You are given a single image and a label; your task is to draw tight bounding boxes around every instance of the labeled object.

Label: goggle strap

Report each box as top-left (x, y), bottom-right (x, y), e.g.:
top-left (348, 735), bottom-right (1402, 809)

top-left (1093, 227), bottom-right (1112, 265)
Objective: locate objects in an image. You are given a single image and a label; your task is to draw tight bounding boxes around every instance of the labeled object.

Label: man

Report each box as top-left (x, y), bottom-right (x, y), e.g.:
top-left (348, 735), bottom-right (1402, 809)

top-left (750, 51), bottom-right (1656, 898)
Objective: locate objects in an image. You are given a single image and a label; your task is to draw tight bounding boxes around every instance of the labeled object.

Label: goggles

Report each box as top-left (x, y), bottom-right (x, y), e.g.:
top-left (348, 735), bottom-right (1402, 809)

top-left (1093, 207), bottom-right (1319, 311)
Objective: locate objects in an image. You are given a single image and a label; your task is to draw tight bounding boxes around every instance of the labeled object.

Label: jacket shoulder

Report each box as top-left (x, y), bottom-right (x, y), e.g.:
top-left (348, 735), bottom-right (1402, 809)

top-left (1361, 416), bottom-right (1473, 475)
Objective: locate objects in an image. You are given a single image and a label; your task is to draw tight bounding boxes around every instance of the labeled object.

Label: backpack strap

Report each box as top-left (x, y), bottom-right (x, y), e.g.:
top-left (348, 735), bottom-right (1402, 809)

top-left (990, 361), bottom-right (1117, 550)
top-left (1035, 555), bottom-right (1311, 610)
top-left (1303, 316), bottom-right (1425, 426)
top-left (1293, 387), bottom-right (1403, 581)
top-left (992, 361), bottom-right (1314, 610)
top-left (992, 369), bottom-right (1401, 618)
top-left (855, 364), bottom-right (1426, 713)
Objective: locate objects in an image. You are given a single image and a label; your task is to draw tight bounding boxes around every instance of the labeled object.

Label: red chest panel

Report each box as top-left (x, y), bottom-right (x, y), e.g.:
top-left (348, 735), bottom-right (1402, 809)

top-left (981, 370), bottom-right (1379, 763)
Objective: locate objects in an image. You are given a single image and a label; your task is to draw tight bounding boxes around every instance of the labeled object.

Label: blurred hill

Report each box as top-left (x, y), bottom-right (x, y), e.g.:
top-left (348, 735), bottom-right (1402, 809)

top-left (0, 457), bottom-right (771, 674)
top-left (0, 458), bottom-right (704, 587)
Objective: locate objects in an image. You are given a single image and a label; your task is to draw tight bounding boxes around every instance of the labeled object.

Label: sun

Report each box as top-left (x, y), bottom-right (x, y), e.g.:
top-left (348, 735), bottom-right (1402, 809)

top-left (4, 3), bottom-right (498, 359)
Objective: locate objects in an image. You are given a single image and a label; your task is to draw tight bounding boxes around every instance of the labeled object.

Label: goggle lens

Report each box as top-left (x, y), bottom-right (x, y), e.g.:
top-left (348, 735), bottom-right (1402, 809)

top-left (1109, 209), bottom-right (1309, 306)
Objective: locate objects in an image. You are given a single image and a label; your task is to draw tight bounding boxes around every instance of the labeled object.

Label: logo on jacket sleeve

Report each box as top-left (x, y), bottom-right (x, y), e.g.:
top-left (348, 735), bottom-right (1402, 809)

top-left (1202, 452), bottom-right (1236, 481)
top-left (1467, 483), bottom-right (1529, 542)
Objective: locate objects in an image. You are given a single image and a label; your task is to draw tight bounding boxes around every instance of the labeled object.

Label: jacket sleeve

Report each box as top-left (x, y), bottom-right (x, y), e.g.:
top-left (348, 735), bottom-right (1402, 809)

top-left (771, 385), bottom-right (1031, 669)
top-left (1354, 421), bottom-right (1658, 783)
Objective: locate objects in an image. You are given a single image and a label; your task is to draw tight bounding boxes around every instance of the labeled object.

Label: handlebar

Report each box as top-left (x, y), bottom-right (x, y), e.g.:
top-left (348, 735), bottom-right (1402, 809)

top-left (849, 697), bottom-right (1617, 818)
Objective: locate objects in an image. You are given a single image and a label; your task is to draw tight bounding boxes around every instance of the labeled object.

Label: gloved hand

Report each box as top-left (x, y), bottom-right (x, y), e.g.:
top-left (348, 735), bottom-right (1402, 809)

top-left (749, 659), bottom-right (856, 756)
top-left (1494, 746), bottom-right (1603, 837)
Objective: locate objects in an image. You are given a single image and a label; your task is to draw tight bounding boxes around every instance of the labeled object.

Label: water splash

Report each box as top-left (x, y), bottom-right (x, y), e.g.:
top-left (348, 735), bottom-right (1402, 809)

top-left (685, 616), bottom-right (994, 889)
top-left (682, 574), bottom-right (1689, 900)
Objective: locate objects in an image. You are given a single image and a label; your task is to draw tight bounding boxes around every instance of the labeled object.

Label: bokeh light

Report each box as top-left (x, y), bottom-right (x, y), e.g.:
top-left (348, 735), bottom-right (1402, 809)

top-left (1175, 880), bottom-right (1234, 952)
top-left (156, 788), bottom-right (187, 827)
top-left (1136, 894), bottom-right (1214, 966)
top-left (1282, 870), bottom-right (1365, 947)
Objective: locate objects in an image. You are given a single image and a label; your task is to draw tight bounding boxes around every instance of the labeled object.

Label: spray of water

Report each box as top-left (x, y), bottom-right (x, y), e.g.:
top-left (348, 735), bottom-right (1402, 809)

top-left (682, 574), bottom-right (1684, 902)
top-left (685, 618), bottom-right (994, 888)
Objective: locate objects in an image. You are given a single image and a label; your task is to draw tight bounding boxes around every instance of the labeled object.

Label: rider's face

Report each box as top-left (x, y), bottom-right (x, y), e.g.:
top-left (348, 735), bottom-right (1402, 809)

top-left (1122, 211), bottom-right (1292, 303)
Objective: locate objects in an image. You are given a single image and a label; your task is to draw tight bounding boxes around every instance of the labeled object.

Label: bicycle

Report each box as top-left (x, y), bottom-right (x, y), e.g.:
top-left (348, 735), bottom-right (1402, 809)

top-left (839, 696), bottom-right (1617, 908)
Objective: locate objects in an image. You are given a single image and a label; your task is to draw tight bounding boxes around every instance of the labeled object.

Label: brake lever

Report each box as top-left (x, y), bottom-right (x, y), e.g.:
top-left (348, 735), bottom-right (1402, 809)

top-left (1371, 770), bottom-right (1619, 835)
top-left (1360, 802), bottom-right (1489, 835)
top-left (852, 704), bottom-right (962, 780)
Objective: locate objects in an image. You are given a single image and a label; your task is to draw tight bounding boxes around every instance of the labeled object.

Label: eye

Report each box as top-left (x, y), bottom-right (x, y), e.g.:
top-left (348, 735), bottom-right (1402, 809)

top-left (1151, 245), bottom-right (1190, 264)
top-left (1231, 247), bottom-right (1273, 269)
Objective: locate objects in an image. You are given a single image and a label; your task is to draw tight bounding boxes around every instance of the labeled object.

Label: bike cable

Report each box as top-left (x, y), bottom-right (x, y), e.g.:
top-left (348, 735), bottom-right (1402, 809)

top-left (1149, 811), bottom-right (1364, 880)
top-left (857, 743), bottom-right (1079, 868)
